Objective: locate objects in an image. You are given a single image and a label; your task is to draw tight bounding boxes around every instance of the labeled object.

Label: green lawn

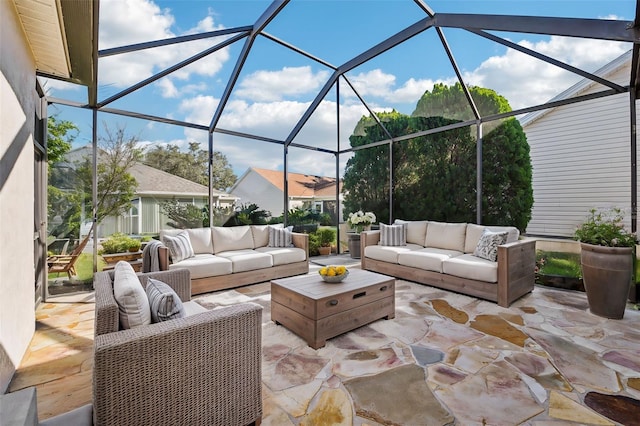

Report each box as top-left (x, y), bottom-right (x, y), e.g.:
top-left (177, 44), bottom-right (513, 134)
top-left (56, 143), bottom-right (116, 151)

top-left (48, 253), bottom-right (106, 282)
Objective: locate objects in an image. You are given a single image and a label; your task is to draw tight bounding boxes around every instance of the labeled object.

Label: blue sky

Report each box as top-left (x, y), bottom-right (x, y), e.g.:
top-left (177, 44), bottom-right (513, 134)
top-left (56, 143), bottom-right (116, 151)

top-left (45, 0), bottom-right (636, 179)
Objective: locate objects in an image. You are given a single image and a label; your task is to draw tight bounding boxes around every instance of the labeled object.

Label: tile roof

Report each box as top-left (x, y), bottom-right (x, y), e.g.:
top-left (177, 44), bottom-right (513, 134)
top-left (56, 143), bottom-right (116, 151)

top-left (251, 168), bottom-right (342, 197)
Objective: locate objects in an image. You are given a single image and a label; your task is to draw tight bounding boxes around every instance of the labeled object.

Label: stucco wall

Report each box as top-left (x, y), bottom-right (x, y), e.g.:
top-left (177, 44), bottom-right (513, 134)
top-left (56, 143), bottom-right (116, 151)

top-left (0, 0), bottom-right (37, 392)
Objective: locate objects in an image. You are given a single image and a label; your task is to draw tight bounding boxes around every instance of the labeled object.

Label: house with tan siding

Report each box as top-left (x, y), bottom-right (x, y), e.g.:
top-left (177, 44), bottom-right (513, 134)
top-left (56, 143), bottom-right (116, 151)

top-left (520, 50), bottom-right (638, 237)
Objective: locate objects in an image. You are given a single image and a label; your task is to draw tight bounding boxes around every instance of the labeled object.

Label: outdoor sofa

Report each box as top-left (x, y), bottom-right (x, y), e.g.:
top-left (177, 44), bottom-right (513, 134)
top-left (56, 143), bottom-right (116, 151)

top-left (93, 265), bottom-right (262, 425)
top-left (158, 225), bottom-right (309, 295)
top-left (361, 220), bottom-right (535, 307)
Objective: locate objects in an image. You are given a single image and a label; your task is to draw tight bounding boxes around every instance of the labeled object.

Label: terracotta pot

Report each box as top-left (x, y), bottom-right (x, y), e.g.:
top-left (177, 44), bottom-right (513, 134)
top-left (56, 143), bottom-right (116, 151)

top-left (580, 243), bottom-right (633, 319)
top-left (318, 246), bottom-right (331, 256)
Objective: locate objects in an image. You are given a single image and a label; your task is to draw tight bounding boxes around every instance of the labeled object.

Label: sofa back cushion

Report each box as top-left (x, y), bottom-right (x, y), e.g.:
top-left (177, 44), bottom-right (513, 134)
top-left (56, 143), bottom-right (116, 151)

top-left (464, 224), bottom-right (520, 253)
top-left (212, 225), bottom-right (254, 253)
top-left (160, 227), bottom-right (213, 255)
top-left (425, 221), bottom-right (467, 252)
top-left (251, 225), bottom-right (270, 248)
top-left (394, 219), bottom-right (428, 246)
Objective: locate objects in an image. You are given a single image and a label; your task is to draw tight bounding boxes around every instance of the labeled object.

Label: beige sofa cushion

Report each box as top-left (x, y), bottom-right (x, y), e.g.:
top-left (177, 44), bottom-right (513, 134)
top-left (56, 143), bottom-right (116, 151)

top-left (464, 224), bottom-right (520, 253)
top-left (217, 249), bottom-right (273, 273)
top-left (364, 243), bottom-right (423, 264)
top-left (255, 246), bottom-right (306, 266)
top-left (183, 300), bottom-right (208, 316)
top-left (398, 248), bottom-right (462, 273)
top-left (394, 219), bottom-right (428, 246)
top-left (425, 221), bottom-right (467, 251)
top-left (168, 254), bottom-right (232, 279)
top-left (212, 225), bottom-right (254, 253)
top-left (251, 225), bottom-right (270, 248)
top-left (160, 228), bottom-right (214, 255)
top-left (443, 254), bottom-right (498, 283)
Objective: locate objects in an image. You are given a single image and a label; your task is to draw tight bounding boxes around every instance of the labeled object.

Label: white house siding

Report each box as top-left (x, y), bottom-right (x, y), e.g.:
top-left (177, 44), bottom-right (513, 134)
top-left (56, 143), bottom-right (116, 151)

top-left (231, 171), bottom-right (285, 217)
top-left (0, 0), bottom-right (37, 392)
top-left (523, 60), bottom-right (640, 237)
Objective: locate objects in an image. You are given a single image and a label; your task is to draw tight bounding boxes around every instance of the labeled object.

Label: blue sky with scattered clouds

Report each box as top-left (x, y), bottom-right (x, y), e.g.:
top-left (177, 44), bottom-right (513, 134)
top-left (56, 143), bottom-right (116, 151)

top-left (45, 0), bottom-right (636, 179)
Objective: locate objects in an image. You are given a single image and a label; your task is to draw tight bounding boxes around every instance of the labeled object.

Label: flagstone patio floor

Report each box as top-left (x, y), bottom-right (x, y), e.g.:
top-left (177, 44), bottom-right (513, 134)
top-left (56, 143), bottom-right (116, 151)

top-left (7, 261), bottom-right (640, 425)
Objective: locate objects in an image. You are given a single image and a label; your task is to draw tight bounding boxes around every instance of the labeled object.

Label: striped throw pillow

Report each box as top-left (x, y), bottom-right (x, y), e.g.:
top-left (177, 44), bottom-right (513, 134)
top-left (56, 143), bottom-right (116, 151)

top-left (146, 278), bottom-right (185, 323)
top-left (268, 227), bottom-right (293, 247)
top-left (162, 230), bottom-right (194, 263)
top-left (380, 223), bottom-right (406, 246)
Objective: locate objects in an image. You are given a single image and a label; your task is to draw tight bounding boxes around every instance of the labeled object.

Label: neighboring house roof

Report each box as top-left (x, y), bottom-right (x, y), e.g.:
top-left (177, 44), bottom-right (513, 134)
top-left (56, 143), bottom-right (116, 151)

top-left (129, 163), bottom-right (234, 199)
top-left (236, 167), bottom-right (342, 198)
top-left (63, 145), bottom-right (236, 199)
top-left (519, 50), bottom-right (631, 128)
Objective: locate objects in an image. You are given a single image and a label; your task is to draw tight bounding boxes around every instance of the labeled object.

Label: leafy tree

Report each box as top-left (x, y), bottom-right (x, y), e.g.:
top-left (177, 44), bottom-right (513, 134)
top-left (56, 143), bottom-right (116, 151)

top-left (49, 124), bottom-right (141, 244)
top-left (343, 84), bottom-right (533, 231)
top-left (47, 117), bottom-right (79, 239)
top-left (47, 116), bottom-right (78, 165)
top-left (161, 200), bottom-right (208, 229)
top-left (144, 142), bottom-right (237, 190)
top-left (85, 125), bottom-right (141, 233)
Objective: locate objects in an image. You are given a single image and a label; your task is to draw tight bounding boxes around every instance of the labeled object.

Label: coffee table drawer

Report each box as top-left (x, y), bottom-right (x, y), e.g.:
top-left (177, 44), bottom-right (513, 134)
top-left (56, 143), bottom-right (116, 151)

top-left (316, 280), bottom-right (394, 318)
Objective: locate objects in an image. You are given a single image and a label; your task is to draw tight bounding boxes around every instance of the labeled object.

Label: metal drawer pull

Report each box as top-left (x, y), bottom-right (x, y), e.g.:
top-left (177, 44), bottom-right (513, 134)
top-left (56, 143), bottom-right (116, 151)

top-left (329, 299), bottom-right (338, 306)
top-left (353, 291), bottom-right (366, 299)
top-left (380, 286), bottom-right (388, 291)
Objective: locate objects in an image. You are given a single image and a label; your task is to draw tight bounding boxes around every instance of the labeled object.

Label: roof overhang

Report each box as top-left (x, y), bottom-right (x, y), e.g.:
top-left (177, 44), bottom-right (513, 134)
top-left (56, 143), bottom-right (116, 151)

top-left (12, 0), bottom-right (95, 87)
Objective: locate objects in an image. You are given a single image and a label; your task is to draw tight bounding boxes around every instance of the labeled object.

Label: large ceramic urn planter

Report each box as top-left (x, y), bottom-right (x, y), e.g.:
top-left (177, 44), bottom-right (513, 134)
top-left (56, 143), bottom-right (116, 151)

top-left (580, 243), bottom-right (633, 319)
top-left (347, 233), bottom-right (361, 259)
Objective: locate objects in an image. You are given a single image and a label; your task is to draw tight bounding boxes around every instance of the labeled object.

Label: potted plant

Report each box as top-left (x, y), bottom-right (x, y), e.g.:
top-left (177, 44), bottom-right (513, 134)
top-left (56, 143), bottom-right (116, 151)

top-left (127, 239), bottom-right (142, 252)
top-left (317, 228), bottom-right (336, 256)
top-left (346, 210), bottom-right (376, 259)
top-left (574, 208), bottom-right (637, 319)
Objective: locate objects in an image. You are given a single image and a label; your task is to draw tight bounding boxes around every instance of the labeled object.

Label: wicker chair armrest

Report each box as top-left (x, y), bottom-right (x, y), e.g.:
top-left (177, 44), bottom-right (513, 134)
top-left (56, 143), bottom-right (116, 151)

top-left (93, 303), bottom-right (263, 426)
top-left (94, 271), bottom-right (120, 336)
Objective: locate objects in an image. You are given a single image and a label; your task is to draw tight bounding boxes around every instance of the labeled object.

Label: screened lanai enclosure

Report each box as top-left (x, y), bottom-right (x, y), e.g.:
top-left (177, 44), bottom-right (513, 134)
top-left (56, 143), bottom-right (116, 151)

top-left (41, 0), bottom-right (640, 296)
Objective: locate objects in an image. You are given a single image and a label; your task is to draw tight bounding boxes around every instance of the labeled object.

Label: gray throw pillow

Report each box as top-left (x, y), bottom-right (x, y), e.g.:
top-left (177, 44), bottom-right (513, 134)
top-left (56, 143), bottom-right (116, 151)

top-left (162, 230), bottom-right (194, 263)
top-left (268, 226), bottom-right (293, 247)
top-left (473, 229), bottom-right (509, 262)
top-left (380, 223), bottom-right (406, 246)
top-left (146, 278), bottom-right (186, 323)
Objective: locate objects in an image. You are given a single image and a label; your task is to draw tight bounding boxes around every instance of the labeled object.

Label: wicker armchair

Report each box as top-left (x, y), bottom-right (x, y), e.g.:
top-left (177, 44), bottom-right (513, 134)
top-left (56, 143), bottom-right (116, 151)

top-left (93, 269), bottom-right (263, 426)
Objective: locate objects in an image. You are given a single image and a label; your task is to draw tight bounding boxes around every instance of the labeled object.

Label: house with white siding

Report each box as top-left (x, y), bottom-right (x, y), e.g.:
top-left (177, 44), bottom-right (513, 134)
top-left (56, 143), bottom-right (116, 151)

top-left (520, 50), bottom-right (638, 238)
top-left (230, 167), bottom-right (344, 223)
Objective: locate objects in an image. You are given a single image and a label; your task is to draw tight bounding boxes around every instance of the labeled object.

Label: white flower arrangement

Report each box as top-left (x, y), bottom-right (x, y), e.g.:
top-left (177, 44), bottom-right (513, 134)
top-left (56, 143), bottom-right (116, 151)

top-left (347, 210), bottom-right (376, 233)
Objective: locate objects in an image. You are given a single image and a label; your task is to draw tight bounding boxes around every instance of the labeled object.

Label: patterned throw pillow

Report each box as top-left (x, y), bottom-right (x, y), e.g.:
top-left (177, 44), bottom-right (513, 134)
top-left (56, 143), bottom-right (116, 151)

top-left (268, 226), bottom-right (293, 247)
top-left (473, 229), bottom-right (509, 262)
top-left (146, 278), bottom-right (186, 323)
top-left (380, 223), bottom-right (407, 246)
top-left (162, 230), bottom-right (194, 263)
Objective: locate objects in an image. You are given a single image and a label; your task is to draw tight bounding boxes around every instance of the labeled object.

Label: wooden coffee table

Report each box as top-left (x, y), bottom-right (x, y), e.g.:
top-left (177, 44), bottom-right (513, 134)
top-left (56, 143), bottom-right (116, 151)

top-left (271, 269), bottom-right (395, 349)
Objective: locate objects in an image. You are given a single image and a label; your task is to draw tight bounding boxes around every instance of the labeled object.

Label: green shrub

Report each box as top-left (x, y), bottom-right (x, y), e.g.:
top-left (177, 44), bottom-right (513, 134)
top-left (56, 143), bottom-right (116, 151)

top-left (316, 228), bottom-right (336, 247)
top-left (100, 232), bottom-right (140, 254)
top-left (308, 232), bottom-right (320, 256)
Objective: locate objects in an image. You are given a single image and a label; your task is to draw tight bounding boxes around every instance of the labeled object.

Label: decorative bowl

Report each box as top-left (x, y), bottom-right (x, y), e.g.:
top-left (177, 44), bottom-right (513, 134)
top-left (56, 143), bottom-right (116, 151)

top-left (319, 266), bottom-right (349, 283)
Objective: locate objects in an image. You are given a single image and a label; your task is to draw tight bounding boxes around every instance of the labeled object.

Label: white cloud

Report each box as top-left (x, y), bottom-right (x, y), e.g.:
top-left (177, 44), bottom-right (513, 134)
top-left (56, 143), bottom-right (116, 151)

top-left (98, 0), bottom-right (231, 96)
top-left (463, 36), bottom-right (630, 109)
top-left (235, 66), bottom-right (331, 102)
top-left (344, 70), bottom-right (455, 105)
